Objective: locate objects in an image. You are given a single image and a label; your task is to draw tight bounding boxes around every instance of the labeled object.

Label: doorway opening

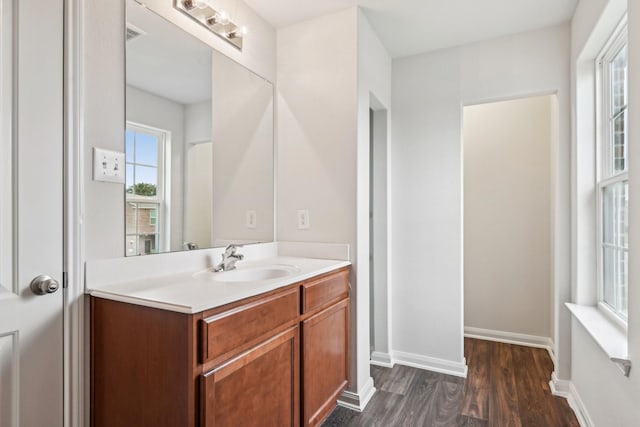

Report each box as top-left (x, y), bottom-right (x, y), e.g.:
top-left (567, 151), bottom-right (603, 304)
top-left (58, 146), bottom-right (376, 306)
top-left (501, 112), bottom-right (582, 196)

top-left (369, 95), bottom-right (391, 367)
top-left (462, 95), bottom-right (557, 355)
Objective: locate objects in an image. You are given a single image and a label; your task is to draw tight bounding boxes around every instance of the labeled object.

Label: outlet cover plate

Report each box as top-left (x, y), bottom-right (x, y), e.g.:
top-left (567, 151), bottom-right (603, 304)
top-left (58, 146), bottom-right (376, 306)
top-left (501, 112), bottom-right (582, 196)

top-left (297, 209), bottom-right (310, 230)
top-left (246, 210), bottom-right (257, 229)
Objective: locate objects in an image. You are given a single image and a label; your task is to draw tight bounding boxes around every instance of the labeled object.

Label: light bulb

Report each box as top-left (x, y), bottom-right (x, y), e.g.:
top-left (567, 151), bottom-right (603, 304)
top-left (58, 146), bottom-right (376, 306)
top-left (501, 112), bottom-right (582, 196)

top-left (194, 0), bottom-right (209, 9)
top-left (217, 10), bottom-right (230, 25)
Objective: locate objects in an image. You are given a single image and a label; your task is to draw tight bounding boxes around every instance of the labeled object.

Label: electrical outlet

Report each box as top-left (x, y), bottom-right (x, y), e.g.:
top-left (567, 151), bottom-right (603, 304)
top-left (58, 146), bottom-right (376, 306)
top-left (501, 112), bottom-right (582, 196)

top-left (246, 210), bottom-right (257, 229)
top-left (297, 209), bottom-right (310, 230)
top-left (93, 147), bottom-right (125, 184)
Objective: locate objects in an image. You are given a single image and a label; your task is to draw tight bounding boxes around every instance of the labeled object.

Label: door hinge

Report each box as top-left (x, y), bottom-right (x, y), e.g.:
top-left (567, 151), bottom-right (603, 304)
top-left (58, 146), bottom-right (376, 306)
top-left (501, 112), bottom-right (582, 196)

top-left (62, 271), bottom-right (68, 289)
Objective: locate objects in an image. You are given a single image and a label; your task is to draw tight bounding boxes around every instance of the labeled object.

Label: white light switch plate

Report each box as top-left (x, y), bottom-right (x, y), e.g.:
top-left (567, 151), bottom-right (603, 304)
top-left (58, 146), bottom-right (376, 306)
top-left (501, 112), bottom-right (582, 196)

top-left (93, 147), bottom-right (125, 184)
top-left (297, 209), bottom-right (310, 230)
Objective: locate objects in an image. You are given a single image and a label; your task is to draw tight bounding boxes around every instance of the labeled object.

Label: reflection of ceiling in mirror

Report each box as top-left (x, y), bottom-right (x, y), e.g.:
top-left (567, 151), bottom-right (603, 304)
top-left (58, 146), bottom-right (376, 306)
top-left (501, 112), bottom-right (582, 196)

top-left (126, 0), bottom-right (212, 105)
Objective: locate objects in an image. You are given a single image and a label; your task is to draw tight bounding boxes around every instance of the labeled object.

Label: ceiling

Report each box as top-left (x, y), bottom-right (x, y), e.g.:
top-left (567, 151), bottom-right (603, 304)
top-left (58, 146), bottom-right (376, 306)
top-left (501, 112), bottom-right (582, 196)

top-left (243, 0), bottom-right (579, 58)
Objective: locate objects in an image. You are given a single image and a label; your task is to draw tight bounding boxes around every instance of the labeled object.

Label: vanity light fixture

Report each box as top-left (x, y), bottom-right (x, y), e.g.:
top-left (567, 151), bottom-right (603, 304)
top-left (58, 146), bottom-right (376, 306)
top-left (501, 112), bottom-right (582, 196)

top-left (175, 0), bottom-right (245, 50)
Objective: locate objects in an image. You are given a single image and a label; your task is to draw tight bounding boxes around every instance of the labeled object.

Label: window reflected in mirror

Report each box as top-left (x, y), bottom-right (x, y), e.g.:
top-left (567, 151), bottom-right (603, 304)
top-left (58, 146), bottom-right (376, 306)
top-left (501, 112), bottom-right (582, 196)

top-left (125, 124), bottom-right (167, 256)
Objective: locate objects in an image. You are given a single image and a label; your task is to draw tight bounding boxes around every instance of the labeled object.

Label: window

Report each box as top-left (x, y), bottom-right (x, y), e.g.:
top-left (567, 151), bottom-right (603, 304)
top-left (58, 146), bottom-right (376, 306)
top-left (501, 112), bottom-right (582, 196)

top-left (597, 23), bottom-right (629, 322)
top-left (125, 123), bottom-right (168, 256)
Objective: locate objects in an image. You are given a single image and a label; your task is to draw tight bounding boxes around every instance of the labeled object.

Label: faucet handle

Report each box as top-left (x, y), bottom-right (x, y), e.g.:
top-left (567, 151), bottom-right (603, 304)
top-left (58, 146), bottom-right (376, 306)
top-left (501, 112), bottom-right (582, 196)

top-left (224, 244), bottom-right (243, 257)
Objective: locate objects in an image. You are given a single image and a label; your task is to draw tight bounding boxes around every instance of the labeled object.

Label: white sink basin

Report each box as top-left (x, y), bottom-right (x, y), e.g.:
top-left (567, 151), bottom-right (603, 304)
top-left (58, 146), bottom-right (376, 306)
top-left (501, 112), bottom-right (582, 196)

top-left (194, 264), bottom-right (300, 283)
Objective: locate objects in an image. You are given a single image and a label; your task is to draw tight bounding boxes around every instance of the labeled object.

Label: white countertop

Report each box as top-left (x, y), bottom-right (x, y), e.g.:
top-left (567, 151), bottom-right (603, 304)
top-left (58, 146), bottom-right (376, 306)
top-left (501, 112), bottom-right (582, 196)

top-left (87, 256), bottom-right (350, 314)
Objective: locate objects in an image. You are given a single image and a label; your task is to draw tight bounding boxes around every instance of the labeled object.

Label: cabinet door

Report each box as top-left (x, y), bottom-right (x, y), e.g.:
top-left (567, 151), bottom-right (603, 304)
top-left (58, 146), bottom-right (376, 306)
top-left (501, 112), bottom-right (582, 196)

top-left (201, 327), bottom-right (299, 427)
top-left (301, 298), bottom-right (350, 426)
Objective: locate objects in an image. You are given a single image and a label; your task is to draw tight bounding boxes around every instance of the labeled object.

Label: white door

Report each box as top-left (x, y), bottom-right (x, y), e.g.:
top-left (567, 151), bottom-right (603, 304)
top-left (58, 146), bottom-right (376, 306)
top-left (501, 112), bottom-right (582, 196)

top-left (0, 0), bottom-right (64, 425)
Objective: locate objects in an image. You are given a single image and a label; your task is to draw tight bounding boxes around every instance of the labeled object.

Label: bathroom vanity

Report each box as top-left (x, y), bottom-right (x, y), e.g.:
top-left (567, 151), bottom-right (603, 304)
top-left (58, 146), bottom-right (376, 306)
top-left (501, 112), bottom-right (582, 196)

top-left (90, 259), bottom-right (350, 427)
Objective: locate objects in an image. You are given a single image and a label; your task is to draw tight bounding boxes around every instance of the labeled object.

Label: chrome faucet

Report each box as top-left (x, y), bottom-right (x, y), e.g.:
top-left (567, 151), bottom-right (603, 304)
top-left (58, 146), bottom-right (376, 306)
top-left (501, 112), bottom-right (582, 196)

top-left (184, 242), bottom-right (199, 250)
top-left (214, 244), bottom-right (244, 272)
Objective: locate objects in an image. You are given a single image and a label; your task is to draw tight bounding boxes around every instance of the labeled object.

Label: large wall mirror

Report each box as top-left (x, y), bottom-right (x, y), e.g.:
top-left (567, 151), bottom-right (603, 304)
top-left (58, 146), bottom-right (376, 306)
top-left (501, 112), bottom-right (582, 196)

top-left (125, 0), bottom-right (274, 256)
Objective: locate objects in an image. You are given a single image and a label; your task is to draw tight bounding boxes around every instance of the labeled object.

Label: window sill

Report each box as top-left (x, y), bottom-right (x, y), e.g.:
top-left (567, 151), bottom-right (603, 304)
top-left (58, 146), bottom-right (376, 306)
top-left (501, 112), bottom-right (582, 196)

top-left (565, 303), bottom-right (631, 376)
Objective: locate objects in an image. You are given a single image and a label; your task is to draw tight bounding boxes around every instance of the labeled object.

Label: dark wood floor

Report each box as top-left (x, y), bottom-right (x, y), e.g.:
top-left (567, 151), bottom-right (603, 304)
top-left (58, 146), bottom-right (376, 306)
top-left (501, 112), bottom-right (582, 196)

top-left (323, 338), bottom-right (579, 427)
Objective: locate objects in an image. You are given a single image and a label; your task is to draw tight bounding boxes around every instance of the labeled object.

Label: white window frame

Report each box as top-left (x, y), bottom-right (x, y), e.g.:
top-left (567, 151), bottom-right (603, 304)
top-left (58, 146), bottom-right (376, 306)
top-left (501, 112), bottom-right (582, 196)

top-left (125, 121), bottom-right (171, 255)
top-left (595, 17), bottom-right (628, 328)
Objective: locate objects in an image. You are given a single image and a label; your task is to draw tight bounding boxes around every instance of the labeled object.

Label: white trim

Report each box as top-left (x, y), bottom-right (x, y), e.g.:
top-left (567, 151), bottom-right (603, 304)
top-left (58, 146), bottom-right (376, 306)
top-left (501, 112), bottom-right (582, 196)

top-left (566, 382), bottom-right (595, 427)
top-left (565, 303), bottom-right (629, 376)
top-left (595, 16), bottom-right (629, 322)
top-left (549, 371), bottom-right (571, 398)
top-left (597, 300), bottom-right (628, 330)
top-left (337, 376), bottom-right (375, 412)
top-left (369, 351), bottom-right (393, 368)
top-left (549, 373), bottom-right (593, 427)
top-left (63, 0), bottom-right (86, 425)
top-left (391, 350), bottom-right (468, 378)
top-left (0, 0), bottom-right (16, 294)
top-left (464, 327), bottom-right (555, 361)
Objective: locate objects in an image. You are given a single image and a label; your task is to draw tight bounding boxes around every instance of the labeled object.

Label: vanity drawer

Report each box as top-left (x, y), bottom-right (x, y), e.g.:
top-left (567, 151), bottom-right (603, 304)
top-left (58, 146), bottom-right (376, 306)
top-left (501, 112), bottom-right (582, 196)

top-left (200, 287), bottom-right (299, 365)
top-left (300, 268), bottom-right (349, 314)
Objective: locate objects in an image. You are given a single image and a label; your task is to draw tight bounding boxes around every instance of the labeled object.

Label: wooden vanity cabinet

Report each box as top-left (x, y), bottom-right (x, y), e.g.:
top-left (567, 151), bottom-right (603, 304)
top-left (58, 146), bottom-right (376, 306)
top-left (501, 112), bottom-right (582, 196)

top-left (198, 287), bottom-right (300, 427)
top-left (91, 298), bottom-right (199, 427)
top-left (91, 267), bottom-right (350, 427)
top-left (300, 268), bottom-right (350, 427)
top-left (200, 327), bottom-right (299, 427)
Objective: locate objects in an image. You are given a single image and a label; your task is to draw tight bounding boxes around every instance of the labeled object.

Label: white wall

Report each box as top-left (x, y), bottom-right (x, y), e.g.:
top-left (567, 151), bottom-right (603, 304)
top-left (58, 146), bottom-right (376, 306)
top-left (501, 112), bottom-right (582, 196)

top-left (185, 143), bottom-right (213, 248)
top-left (83, 0), bottom-right (126, 260)
top-left (568, 0), bottom-right (640, 424)
top-left (391, 24), bottom-right (571, 376)
top-left (276, 7), bottom-right (392, 403)
top-left (464, 95), bottom-right (552, 339)
top-left (126, 85), bottom-right (186, 252)
top-left (184, 101), bottom-right (212, 144)
top-left (184, 101), bottom-right (213, 248)
top-left (212, 53), bottom-right (274, 244)
top-left (628, 0), bottom-right (640, 418)
top-left (571, 318), bottom-right (640, 425)
top-left (277, 6), bottom-right (361, 391)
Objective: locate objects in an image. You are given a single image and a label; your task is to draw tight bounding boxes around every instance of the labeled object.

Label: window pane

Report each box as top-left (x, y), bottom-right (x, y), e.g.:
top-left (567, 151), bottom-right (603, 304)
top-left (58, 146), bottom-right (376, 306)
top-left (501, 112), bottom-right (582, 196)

top-left (603, 181), bottom-right (629, 248)
top-left (603, 247), bottom-right (616, 307)
top-left (137, 203), bottom-right (158, 235)
top-left (612, 110), bottom-right (627, 173)
top-left (603, 247), bottom-right (627, 316)
top-left (611, 45), bottom-right (627, 116)
top-left (135, 132), bottom-right (159, 166)
top-left (134, 166), bottom-right (158, 196)
top-left (125, 203), bottom-right (160, 256)
top-left (619, 250), bottom-right (628, 318)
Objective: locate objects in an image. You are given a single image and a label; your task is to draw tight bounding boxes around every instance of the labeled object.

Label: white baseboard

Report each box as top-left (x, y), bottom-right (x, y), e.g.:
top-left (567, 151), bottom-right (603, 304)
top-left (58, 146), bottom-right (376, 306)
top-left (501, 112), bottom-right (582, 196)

top-left (464, 327), bottom-right (555, 361)
top-left (370, 351), bottom-right (394, 368)
top-left (549, 371), bottom-right (571, 398)
top-left (392, 350), bottom-right (468, 378)
top-left (548, 372), bottom-right (592, 427)
top-left (337, 377), bottom-right (376, 412)
top-left (567, 382), bottom-right (594, 427)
